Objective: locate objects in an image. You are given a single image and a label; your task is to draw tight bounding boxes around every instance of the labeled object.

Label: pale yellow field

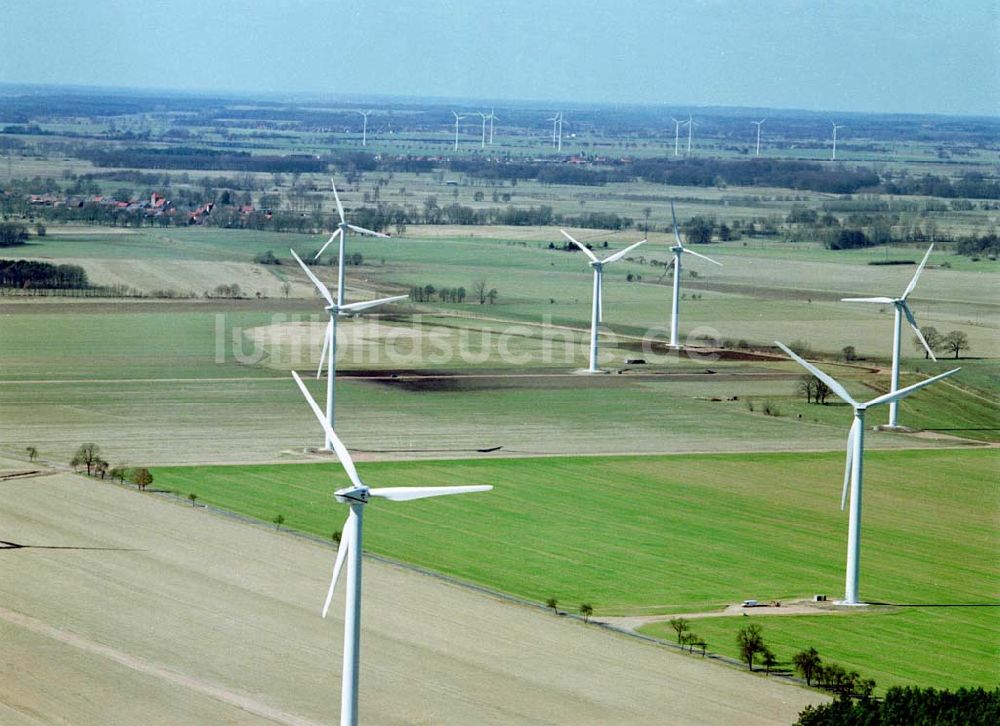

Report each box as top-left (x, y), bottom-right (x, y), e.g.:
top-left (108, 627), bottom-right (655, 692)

top-left (0, 467), bottom-right (827, 724)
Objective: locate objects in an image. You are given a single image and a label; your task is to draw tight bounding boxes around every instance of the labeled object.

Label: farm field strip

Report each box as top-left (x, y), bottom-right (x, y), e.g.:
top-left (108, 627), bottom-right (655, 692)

top-left (0, 471), bottom-right (825, 725)
top-left (149, 448), bottom-right (999, 693)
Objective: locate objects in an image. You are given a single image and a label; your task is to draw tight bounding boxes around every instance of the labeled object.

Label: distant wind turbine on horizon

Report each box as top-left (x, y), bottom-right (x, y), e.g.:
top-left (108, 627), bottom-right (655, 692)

top-left (355, 111), bottom-right (371, 147)
top-left (487, 108), bottom-right (498, 144)
top-left (752, 118), bottom-right (766, 157)
top-left (548, 112), bottom-right (563, 151)
top-left (670, 117), bottom-right (683, 156)
top-left (831, 121), bottom-right (845, 161)
top-left (476, 112), bottom-right (488, 148)
top-left (452, 111), bottom-right (465, 151)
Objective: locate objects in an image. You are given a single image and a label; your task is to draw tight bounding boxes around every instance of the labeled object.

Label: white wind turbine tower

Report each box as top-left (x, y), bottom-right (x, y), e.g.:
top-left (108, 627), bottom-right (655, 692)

top-left (290, 371), bottom-right (491, 726)
top-left (290, 249), bottom-right (406, 450)
top-left (355, 111), bottom-right (371, 146)
top-left (476, 112), bottom-right (488, 148)
top-left (841, 244), bottom-right (937, 428)
top-left (452, 111), bottom-right (465, 151)
top-left (831, 122), bottom-right (845, 160)
top-left (752, 118), bottom-right (766, 157)
top-left (670, 117), bottom-right (683, 156)
top-left (548, 112), bottom-right (563, 150)
top-left (487, 108), bottom-right (498, 144)
top-left (666, 201), bottom-right (722, 348)
top-left (685, 115), bottom-right (694, 155)
top-left (775, 342), bottom-right (959, 606)
top-left (561, 230), bottom-right (646, 372)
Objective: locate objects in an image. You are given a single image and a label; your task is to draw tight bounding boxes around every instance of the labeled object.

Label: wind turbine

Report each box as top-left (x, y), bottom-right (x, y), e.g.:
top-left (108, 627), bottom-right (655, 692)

top-left (548, 112), bottom-right (563, 151)
top-left (775, 342), bottom-right (959, 605)
top-left (841, 244), bottom-right (937, 428)
top-left (290, 370), bottom-right (491, 726)
top-left (665, 201), bottom-right (722, 348)
top-left (476, 112), bottom-right (488, 148)
top-left (452, 112), bottom-right (465, 151)
top-left (831, 122), bottom-right (845, 160)
top-left (561, 230), bottom-right (646, 372)
top-left (751, 118), bottom-right (766, 157)
top-left (487, 108), bottom-right (498, 144)
top-left (685, 115), bottom-right (694, 155)
top-left (313, 179), bottom-right (389, 307)
top-left (355, 111), bottom-right (371, 146)
top-left (290, 249), bottom-right (407, 450)
top-left (670, 117), bottom-right (683, 156)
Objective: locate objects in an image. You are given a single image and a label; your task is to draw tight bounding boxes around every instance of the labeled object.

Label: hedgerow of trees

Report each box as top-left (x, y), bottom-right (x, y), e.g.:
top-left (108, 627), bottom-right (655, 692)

top-left (795, 686), bottom-right (999, 726)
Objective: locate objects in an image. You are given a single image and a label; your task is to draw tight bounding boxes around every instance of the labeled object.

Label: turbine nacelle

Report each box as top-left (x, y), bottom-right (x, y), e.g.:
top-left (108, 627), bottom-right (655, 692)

top-left (334, 485), bottom-right (369, 504)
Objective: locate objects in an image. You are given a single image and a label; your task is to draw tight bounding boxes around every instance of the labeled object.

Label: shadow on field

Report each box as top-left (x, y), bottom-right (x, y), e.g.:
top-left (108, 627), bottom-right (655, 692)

top-left (0, 540), bottom-right (142, 553)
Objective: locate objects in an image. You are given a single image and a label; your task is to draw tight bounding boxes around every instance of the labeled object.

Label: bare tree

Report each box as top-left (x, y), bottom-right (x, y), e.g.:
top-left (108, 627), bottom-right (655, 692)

top-left (941, 330), bottom-right (970, 359)
top-left (70, 443), bottom-right (102, 476)
top-left (913, 327), bottom-right (941, 358)
top-left (669, 617), bottom-right (690, 644)
top-left (472, 277), bottom-right (488, 304)
top-left (797, 375), bottom-right (816, 403)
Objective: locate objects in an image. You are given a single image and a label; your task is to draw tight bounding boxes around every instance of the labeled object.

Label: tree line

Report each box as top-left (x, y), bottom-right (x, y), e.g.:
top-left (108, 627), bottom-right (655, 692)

top-left (0, 222), bottom-right (29, 247)
top-left (795, 686), bottom-right (998, 725)
top-left (0, 259), bottom-right (89, 288)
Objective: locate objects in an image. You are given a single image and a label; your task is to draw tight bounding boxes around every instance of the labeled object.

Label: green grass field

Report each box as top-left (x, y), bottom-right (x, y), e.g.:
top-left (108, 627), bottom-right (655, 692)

top-left (151, 448), bottom-right (999, 691)
top-left (642, 608), bottom-right (998, 694)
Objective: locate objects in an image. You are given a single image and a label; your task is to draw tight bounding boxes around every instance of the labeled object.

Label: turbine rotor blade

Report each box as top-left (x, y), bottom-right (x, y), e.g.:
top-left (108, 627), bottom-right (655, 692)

top-left (314, 229), bottom-right (342, 260)
top-left (840, 296), bottom-right (895, 304)
top-left (321, 519), bottom-right (353, 618)
top-left (670, 201), bottom-right (682, 245)
top-left (346, 223), bottom-right (390, 238)
top-left (560, 230), bottom-right (599, 262)
top-left (290, 371), bottom-right (363, 488)
top-left (901, 303), bottom-right (937, 361)
top-left (602, 239), bottom-right (647, 265)
top-left (774, 341), bottom-right (859, 408)
top-left (841, 418), bottom-right (857, 511)
top-left (290, 249), bottom-right (335, 306)
top-left (316, 320), bottom-right (331, 379)
top-left (682, 247), bottom-right (723, 266)
top-left (331, 179), bottom-right (345, 223)
top-left (863, 368), bottom-right (960, 409)
top-left (902, 244), bottom-right (934, 300)
top-left (339, 294), bottom-right (409, 314)
top-left (368, 485), bottom-right (492, 501)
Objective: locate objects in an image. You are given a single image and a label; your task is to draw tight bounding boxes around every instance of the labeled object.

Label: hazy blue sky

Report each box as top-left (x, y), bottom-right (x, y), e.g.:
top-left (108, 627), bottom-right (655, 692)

top-left (3, 0), bottom-right (997, 115)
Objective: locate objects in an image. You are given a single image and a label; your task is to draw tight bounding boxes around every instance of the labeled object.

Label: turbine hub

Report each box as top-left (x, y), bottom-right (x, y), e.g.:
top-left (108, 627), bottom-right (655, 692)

top-left (335, 486), bottom-right (369, 504)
